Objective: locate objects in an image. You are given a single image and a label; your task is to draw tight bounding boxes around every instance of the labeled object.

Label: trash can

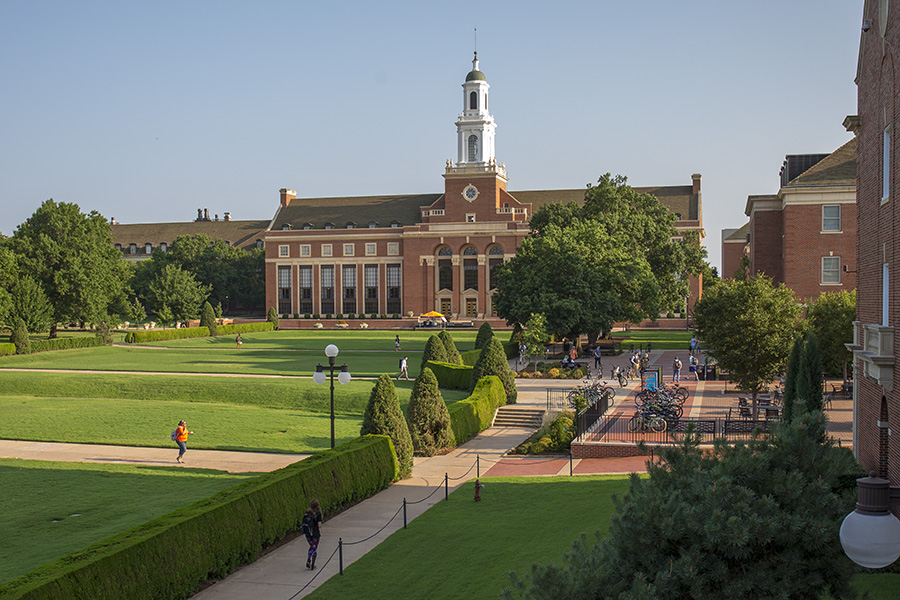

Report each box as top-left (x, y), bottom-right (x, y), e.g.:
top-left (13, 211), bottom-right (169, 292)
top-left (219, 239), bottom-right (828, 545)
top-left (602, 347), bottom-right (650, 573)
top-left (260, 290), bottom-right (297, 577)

top-left (697, 365), bottom-right (706, 381)
top-left (706, 365), bottom-right (717, 381)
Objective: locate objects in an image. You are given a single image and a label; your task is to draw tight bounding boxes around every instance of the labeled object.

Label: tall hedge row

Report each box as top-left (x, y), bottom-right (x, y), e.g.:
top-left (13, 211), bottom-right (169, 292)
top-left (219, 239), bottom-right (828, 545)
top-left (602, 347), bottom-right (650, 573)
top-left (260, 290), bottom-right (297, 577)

top-left (0, 435), bottom-right (398, 600)
top-left (446, 375), bottom-right (506, 445)
top-left (131, 327), bottom-right (211, 343)
top-left (0, 343), bottom-right (15, 356)
top-left (425, 360), bottom-right (474, 390)
top-left (217, 322), bottom-right (275, 335)
top-left (460, 341), bottom-right (518, 366)
top-left (28, 337), bottom-right (103, 354)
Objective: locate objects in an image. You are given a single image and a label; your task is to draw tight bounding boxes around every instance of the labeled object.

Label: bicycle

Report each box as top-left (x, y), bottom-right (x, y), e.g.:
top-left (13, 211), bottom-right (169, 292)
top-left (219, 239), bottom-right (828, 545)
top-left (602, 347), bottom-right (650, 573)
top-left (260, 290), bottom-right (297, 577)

top-left (610, 365), bottom-right (628, 388)
top-left (627, 407), bottom-right (667, 433)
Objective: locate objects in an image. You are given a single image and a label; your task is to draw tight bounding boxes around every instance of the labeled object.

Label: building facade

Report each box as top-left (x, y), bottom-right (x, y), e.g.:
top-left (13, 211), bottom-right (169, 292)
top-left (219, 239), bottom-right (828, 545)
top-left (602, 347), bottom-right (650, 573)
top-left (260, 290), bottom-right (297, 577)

top-left (264, 55), bottom-right (705, 320)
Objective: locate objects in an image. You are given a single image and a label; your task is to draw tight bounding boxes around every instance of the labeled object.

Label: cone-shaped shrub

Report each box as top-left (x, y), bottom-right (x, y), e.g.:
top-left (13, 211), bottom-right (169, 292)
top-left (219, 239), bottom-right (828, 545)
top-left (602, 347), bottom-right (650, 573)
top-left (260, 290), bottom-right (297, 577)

top-left (421, 334), bottom-right (449, 372)
top-left (406, 367), bottom-right (454, 456)
top-left (797, 331), bottom-right (824, 415)
top-left (782, 334), bottom-right (803, 423)
top-left (474, 321), bottom-right (494, 350)
top-left (438, 329), bottom-right (462, 365)
top-left (11, 318), bottom-right (30, 355)
top-left (472, 336), bottom-right (517, 403)
top-left (360, 374), bottom-right (414, 478)
top-left (267, 307), bottom-right (279, 330)
top-left (200, 301), bottom-right (218, 336)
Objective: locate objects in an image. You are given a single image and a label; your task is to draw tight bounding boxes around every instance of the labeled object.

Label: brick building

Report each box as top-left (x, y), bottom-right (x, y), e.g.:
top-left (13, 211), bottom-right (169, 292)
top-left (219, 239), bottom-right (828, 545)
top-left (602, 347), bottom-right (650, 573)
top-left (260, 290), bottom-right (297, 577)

top-left (264, 55), bottom-right (705, 320)
top-left (741, 140), bottom-right (857, 300)
top-left (721, 222), bottom-right (750, 280)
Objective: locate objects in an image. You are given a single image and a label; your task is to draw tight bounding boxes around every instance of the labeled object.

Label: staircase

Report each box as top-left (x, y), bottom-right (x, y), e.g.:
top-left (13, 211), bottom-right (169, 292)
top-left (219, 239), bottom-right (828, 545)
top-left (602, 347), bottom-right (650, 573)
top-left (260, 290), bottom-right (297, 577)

top-left (492, 406), bottom-right (545, 429)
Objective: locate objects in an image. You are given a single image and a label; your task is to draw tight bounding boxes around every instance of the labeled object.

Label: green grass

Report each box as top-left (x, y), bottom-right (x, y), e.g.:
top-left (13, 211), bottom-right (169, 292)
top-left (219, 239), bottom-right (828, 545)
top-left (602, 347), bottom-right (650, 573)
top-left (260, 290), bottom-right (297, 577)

top-left (0, 458), bottom-right (255, 584)
top-left (308, 475), bottom-right (631, 599)
top-left (611, 329), bottom-right (693, 350)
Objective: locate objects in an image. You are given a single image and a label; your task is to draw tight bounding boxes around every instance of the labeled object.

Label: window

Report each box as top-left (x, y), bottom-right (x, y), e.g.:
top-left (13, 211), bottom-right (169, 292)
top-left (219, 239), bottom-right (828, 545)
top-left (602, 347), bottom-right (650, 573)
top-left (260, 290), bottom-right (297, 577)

top-left (469, 91), bottom-right (477, 110)
top-left (488, 246), bottom-right (504, 256)
top-left (342, 265), bottom-right (357, 314)
top-left (159, 242), bottom-right (167, 252)
top-left (298, 265), bottom-right (313, 313)
top-left (255, 239), bottom-right (263, 250)
top-left (302, 223), bottom-right (313, 230)
top-left (325, 222), bottom-right (335, 230)
top-left (466, 214), bottom-right (476, 223)
top-left (278, 266), bottom-right (292, 315)
top-left (129, 243), bottom-right (137, 255)
top-left (467, 134), bottom-right (478, 161)
top-left (300, 244), bottom-right (311, 257)
top-left (463, 246), bottom-right (477, 256)
top-left (822, 257), bottom-right (841, 284)
top-left (884, 127), bottom-right (891, 202)
top-left (322, 244), bottom-right (332, 257)
top-left (343, 243), bottom-right (354, 256)
top-left (320, 266), bottom-right (334, 314)
top-left (346, 222), bottom-right (356, 229)
top-left (279, 245), bottom-right (290, 258)
top-left (365, 265), bottom-right (379, 314)
top-left (386, 264), bottom-right (401, 314)
top-left (464, 257), bottom-right (478, 290)
top-left (822, 205), bottom-right (841, 232)
top-left (489, 256), bottom-right (503, 289)
top-left (145, 243), bottom-right (152, 254)
top-left (387, 242), bottom-right (399, 256)
top-left (365, 243), bottom-right (376, 256)
top-left (368, 221), bottom-right (378, 228)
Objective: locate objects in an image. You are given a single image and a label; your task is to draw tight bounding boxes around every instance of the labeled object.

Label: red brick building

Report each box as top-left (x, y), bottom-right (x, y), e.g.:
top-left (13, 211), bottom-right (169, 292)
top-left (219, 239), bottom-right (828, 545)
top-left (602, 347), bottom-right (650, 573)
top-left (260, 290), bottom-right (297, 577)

top-left (741, 141), bottom-right (857, 300)
top-left (264, 55), bottom-right (705, 320)
top-left (721, 223), bottom-right (749, 280)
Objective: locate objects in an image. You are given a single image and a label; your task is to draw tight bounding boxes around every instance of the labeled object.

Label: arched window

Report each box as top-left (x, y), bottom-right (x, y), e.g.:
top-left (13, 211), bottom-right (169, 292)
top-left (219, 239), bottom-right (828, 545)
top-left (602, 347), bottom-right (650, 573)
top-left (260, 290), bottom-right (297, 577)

top-left (467, 135), bottom-right (479, 162)
top-left (437, 247), bottom-right (452, 256)
top-left (488, 246), bottom-right (504, 255)
top-left (159, 242), bottom-right (168, 253)
top-left (437, 247), bottom-right (453, 290)
top-left (255, 240), bottom-right (263, 250)
top-left (469, 91), bottom-right (477, 110)
top-left (463, 246), bottom-right (477, 256)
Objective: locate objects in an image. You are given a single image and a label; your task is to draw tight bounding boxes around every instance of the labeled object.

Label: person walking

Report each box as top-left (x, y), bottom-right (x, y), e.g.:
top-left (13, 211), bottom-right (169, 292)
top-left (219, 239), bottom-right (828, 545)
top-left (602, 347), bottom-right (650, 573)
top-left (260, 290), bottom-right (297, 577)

top-left (689, 355), bottom-right (698, 380)
top-left (394, 335), bottom-right (401, 352)
top-left (689, 336), bottom-right (698, 358)
top-left (592, 346), bottom-right (603, 376)
top-left (398, 356), bottom-right (410, 380)
top-left (673, 356), bottom-right (682, 383)
top-left (302, 498), bottom-right (323, 569)
top-left (174, 420), bottom-right (194, 463)
top-left (235, 334), bottom-right (242, 350)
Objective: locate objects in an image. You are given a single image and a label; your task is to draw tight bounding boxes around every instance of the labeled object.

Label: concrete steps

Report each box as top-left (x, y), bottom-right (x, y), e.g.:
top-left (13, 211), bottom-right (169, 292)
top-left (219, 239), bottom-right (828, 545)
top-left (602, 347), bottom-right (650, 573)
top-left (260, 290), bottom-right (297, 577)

top-left (493, 406), bottom-right (545, 429)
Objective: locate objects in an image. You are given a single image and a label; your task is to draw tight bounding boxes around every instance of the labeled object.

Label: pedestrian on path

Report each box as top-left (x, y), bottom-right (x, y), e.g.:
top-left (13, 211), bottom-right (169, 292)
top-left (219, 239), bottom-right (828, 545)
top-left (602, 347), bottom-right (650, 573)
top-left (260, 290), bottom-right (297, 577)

top-left (593, 346), bottom-right (603, 376)
top-left (394, 335), bottom-right (401, 351)
top-left (302, 498), bottom-right (323, 569)
top-left (672, 356), bottom-right (682, 383)
top-left (174, 420), bottom-right (193, 463)
top-left (689, 356), bottom-right (698, 380)
top-left (398, 356), bottom-right (410, 380)
top-left (235, 334), bottom-right (242, 350)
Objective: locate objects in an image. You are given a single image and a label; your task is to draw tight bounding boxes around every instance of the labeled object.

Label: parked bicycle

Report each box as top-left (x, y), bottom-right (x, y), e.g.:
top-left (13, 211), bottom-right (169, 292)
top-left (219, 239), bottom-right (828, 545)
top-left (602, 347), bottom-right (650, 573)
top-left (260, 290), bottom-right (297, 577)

top-left (610, 365), bottom-right (628, 387)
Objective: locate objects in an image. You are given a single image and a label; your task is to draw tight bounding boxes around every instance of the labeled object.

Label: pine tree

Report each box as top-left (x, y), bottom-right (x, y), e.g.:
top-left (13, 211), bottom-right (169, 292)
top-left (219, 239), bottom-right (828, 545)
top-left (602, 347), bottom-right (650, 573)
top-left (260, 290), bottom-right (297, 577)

top-left (472, 336), bottom-right (517, 403)
top-left (406, 367), bottom-right (454, 456)
top-left (782, 334), bottom-right (803, 424)
top-left (200, 301), bottom-right (218, 336)
top-left (797, 331), bottom-right (824, 415)
top-left (421, 334), bottom-right (449, 372)
top-left (438, 329), bottom-right (462, 364)
top-left (360, 374), bottom-right (414, 478)
top-left (474, 321), bottom-right (494, 350)
top-left (267, 307), bottom-right (279, 331)
top-left (10, 317), bottom-right (30, 355)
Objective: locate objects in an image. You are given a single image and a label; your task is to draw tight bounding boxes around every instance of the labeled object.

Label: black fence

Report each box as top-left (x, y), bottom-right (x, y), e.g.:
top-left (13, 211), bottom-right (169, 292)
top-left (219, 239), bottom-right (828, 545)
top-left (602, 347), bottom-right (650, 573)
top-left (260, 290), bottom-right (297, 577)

top-left (580, 414), bottom-right (775, 445)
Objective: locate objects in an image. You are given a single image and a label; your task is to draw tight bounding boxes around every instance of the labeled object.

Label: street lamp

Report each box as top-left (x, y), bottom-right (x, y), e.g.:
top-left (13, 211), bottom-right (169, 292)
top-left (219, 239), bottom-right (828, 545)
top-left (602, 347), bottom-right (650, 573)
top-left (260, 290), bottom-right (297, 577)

top-left (839, 472), bottom-right (900, 568)
top-left (313, 344), bottom-right (351, 448)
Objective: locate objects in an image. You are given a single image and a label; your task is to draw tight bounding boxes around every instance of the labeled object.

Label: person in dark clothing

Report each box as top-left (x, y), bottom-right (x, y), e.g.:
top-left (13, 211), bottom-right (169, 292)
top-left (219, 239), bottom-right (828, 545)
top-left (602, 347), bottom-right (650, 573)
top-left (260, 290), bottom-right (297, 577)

top-left (303, 498), bottom-right (323, 569)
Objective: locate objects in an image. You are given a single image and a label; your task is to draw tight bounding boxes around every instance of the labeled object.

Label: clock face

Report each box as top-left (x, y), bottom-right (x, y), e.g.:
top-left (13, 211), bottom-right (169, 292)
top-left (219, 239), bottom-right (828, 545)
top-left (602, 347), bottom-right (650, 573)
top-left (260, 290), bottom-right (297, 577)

top-left (463, 184), bottom-right (479, 202)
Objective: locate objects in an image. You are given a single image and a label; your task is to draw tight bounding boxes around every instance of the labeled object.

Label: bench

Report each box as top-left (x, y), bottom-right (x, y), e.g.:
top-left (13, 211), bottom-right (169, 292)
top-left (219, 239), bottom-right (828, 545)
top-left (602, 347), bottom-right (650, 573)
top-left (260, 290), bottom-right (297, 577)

top-left (584, 339), bottom-right (621, 356)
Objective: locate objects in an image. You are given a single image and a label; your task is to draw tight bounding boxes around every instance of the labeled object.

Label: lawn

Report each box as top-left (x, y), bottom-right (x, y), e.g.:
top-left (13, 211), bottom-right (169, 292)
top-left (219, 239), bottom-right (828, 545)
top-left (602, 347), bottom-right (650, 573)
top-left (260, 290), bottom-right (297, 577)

top-left (611, 329), bottom-right (693, 350)
top-left (0, 458), bottom-right (255, 585)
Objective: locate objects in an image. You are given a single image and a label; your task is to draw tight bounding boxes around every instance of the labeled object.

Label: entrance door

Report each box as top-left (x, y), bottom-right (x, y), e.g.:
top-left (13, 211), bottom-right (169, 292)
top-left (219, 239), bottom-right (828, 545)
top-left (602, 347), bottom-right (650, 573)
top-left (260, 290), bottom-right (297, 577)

top-left (466, 298), bottom-right (477, 318)
top-left (440, 298), bottom-right (452, 315)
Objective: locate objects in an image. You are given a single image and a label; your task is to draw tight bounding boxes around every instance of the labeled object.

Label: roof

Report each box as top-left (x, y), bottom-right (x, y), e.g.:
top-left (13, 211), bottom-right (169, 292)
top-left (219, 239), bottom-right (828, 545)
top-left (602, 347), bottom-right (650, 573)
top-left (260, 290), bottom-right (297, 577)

top-left (110, 219), bottom-right (270, 255)
top-left (784, 138), bottom-right (857, 187)
top-left (511, 184), bottom-right (700, 221)
top-left (466, 69), bottom-right (486, 81)
top-left (723, 222), bottom-right (750, 242)
top-left (271, 193), bottom-right (443, 230)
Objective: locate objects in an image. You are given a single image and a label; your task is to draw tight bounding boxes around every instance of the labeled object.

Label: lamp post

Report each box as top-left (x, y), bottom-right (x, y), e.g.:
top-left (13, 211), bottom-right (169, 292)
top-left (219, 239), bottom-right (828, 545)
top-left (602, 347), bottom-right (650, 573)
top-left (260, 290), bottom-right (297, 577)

top-left (312, 344), bottom-right (351, 448)
top-left (839, 472), bottom-right (900, 568)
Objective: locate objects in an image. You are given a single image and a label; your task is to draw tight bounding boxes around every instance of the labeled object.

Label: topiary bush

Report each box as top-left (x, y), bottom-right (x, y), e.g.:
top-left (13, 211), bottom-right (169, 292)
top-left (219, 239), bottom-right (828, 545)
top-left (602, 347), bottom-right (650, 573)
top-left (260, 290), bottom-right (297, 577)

top-left (446, 376), bottom-right (506, 445)
top-left (267, 307), bottom-right (279, 331)
top-left (406, 367), bottom-right (454, 456)
top-left (420, 334), bottom-right (449, 372)
top-left (471, 336), bottom-right (517, 404)
top-left (200, 301), bottom-right (218, 336)
top-left (360, 374), bottom-right (414, 479)
top-left (474, 321), bottom-right (494, 350)
top-left (438, 329), bottom-right (462, 365)
top-left (11, 318), bottom-right (30, 355)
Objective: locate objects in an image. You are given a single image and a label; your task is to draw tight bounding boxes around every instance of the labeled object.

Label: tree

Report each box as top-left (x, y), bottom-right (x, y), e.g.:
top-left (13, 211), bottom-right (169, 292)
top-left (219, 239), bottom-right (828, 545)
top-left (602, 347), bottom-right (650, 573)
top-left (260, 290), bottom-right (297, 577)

top-left (10, 318), bottom-right (30, 355)
top-left (505, 413), bottom-right (863, 600)
top-left (692, 275), bottom-right (800, 418)
top-left (509, 322), bottom-right (525, 346)
top-left (0, 244), bottom-right (18, 327)
top-left (147, 264), bottom-right (209, 326)
top-left (782, 335), bottom-right (803, 424)
top-left (522, 313), bottom-right (551, 371)
top-left (421, 334), bottom-right (449, 372)
top-left (406, 367), bottom-right (454, 457)
top-left (126, 298), bottom-right (147, 324)
top-left (267, 307), bottom-right (279, 330)
top-left (360, 374), bottom-right (413, 478)
top-left (797, 331), bottom-right (824, 416)
top-left (8, 200), bottom-right (127, 337)
top-left (438, 330), bottom-right (462, 365)
top-left (10, 273), bottom-right (52, 333)
top-left (200, 301), bottom-right (218, 336)
top-left (474, 322), bottom-right (494, 350)
top-left (472, 336), bottom-right (517, 404)
top-left (805, 290), bottom-right (855, 378)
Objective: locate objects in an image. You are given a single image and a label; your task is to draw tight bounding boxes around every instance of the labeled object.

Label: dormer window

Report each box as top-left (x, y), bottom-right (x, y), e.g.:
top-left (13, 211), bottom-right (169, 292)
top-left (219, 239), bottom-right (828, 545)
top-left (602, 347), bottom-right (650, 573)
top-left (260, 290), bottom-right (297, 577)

top-left (114, 243), bottom-right (122, 251)
top-left (145, 243), bottom-right (152, 254)
top-left (346, 222), bottom-right (356, 229)
top-left (282, 224), bottom-right (291, 230)
top-left (391, 220), bottom-right (401, 228)
top-left (325, 223), bottom-right (335, 230)
top-left (302, 223), bottom-right (313, 230)
top-left (129, 243), bottom-right (137, 254)
top-left (255, 239), bottom-right (264, 250)
top-left (160, 242), bottom-right (168, 252)
top-left (368, 221), bottom-right (378, 228)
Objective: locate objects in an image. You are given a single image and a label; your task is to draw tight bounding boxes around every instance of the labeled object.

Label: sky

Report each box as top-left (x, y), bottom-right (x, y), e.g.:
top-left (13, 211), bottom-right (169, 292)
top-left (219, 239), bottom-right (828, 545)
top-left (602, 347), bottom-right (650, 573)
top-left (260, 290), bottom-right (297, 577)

top-left (0, 1), bottom-right (863, 272)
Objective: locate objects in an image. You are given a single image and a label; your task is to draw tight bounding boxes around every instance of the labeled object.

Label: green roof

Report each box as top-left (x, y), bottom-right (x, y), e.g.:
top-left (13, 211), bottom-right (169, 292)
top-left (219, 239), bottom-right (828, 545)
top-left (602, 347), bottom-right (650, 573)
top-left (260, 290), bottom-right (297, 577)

top-left (466, 70), bottom-right (486, 81)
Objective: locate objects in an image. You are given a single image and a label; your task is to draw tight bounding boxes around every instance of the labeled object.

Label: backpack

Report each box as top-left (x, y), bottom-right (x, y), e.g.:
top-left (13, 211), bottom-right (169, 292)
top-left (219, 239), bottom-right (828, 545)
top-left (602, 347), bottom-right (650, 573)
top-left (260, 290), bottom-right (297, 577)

top-left (674, 358), bottom-right (682, 369)
top-left (170, 430), bottom-right (178, 441)
top-left (301, 512), bottom-right (315, 537)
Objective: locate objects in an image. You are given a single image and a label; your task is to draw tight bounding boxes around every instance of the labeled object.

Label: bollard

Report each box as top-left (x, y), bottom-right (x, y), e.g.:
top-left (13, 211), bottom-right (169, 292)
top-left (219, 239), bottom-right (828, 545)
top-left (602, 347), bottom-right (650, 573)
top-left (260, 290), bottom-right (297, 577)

top-left (569, 452), bottom-right (573, 476)
top-left (403, 498), bottom-right (407, 528)
top-left (444, 473), bottom-right (449, 500)
top-left (477, 455), bottom-right (480, 478)
top-left (474, 478), bottom-right (482, 502)
top-left (339, 538), bottom-right (343, 575)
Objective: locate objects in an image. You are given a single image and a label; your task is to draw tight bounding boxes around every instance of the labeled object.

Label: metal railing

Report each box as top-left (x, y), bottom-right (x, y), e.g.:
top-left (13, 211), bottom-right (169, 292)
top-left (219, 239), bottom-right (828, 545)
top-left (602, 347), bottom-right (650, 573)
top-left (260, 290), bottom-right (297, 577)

top-left (579, 414), bottom-right (775, 444)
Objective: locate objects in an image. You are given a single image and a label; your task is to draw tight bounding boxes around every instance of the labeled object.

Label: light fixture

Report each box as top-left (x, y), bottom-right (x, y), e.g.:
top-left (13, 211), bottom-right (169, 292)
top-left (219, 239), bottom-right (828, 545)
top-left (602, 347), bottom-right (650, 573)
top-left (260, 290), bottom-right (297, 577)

top-left (839, 472), bottom-right (900, 568)
top-left (325, 344), bottom-right (339, 358)
top-left (312, 345), bottom-right (350, 448)
top-left (338, 364), bottom-right (351, 385)
top-left (313, 365), bottom-right (326, 385)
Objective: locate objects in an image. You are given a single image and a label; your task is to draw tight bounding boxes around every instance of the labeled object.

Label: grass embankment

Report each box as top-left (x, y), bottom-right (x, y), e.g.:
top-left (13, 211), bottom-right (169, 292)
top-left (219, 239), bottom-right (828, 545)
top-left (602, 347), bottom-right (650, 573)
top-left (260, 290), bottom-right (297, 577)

top-left (0, 372), bottom-right (470, 453)
top-left (0, 458), bottom-right (254, 584)
top-left (611, 329), bottom-right (693, 350)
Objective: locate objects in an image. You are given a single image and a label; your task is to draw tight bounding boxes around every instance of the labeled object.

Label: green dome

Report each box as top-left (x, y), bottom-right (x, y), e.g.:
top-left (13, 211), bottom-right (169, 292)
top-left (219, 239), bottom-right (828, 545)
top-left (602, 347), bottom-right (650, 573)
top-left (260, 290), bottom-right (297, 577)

top-left (466, 69), bottom-right (486, 81)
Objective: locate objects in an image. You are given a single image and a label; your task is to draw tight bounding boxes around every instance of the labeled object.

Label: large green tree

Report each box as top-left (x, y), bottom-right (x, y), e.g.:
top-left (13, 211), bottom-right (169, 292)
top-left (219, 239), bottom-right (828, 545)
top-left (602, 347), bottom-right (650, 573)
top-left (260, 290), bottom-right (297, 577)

top-left (805, 290), bottom-right (855, 378)
top-left (692, 274), bottom-right (801, 418)
top-left (147, 264), bottom-right (210, 326)
top-left (8, 200), bottom-right (127, 337)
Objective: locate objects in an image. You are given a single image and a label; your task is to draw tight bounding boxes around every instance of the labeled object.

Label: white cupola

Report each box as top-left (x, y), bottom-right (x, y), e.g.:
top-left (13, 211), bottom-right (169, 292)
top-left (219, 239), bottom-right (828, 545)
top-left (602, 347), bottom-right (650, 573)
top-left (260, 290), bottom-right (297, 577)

top-left (455, 52), bottom-right (497, 168)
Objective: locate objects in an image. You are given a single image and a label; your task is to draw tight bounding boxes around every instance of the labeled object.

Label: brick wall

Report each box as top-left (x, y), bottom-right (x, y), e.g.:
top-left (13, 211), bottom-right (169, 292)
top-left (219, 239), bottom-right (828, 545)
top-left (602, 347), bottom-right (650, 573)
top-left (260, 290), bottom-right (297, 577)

top-left (781, 202), bottom-right (857, 300)
top-left (749, 209), bottom-right (783, 282)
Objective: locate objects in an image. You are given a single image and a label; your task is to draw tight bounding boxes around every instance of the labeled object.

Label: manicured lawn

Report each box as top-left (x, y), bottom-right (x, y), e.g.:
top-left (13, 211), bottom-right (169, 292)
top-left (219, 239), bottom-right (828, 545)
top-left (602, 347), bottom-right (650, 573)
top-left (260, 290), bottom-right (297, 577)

top-left (0, 458), bottom-right (255, 584)
top-left (145, 329), bottom-right (480, 351)
top-left (611, 329), bottom-right (693, 350)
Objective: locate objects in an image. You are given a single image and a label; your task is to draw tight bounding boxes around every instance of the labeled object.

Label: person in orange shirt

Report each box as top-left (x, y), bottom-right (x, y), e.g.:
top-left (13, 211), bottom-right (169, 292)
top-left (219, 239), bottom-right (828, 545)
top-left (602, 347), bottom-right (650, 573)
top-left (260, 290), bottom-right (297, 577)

top-left (174, 420), bottom-right (194, 463)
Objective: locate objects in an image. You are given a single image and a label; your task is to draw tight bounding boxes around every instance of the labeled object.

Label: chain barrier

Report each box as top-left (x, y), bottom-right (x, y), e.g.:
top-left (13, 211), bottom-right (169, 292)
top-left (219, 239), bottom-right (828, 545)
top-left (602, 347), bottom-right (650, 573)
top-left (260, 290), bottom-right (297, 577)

top-left (286, 544), bottom-right (340, 599)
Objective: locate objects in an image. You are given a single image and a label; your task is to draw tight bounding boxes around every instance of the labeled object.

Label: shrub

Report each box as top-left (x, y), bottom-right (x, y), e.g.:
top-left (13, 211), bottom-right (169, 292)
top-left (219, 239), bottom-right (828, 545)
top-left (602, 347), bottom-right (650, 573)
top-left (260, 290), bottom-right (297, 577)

top-left (406, 368), bottom-right (454, 456)
top-left (304, 314), bottom-right (311, 319)
top-left (336, 313), bottom-right (344, 319)
top-left (267, 307), bottom-right (279, 331)
top-left (29, 337), bottom-right (104, 353)
top-left (438, 330), bottom-right (462, 365)
top-left (474, 322), bottom-right (494, 350)
top-left (200, 301), bottom-right (218, 336)
top-left (132, 327), bottom-right (211, 343)
top-left (425, 360), bottom-right (473, 390)
top-left (293, 313), bottom-right (299, 319)
top-left (217, 322), bottom-right (274, 336)
top-left (360, 374), bottom-right (414, 479)
top-left (325, 313), bottom-right (332, 319)
top-left (96, 323), bottom-right (112, 346)
top-left (471, 337), bottom-right (517, 403)
top-left (381, 313), bottom-right (387, 319)
top-left (11, 318), bottom-right (30, 355)
top-left (392, 313), bottom-right (400, 319)
top-left (0, 343), bottom-right (16, 356)
top-left (214, 302), bottom-right (223, 319)
top-left (421, 334), bottom-right (449, 372)
top-left (312, 313), bottom-right (320, 319)
top-left (447, 376), bottom-right (506, 445)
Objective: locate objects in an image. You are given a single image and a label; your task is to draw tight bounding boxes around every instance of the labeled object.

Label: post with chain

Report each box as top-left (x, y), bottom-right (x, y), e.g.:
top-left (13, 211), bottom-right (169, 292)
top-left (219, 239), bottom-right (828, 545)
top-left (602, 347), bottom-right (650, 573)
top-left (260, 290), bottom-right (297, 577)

top-left (403, 498), bottom-right (407, 529)
top-left (569, 451), bottom-right (573, 476)
top-left (339, 538), bottom-right (344, 575)
top-left (445, 473), bottom-right (449, 500)
top-left (477, 455), bottom-right (480, 478)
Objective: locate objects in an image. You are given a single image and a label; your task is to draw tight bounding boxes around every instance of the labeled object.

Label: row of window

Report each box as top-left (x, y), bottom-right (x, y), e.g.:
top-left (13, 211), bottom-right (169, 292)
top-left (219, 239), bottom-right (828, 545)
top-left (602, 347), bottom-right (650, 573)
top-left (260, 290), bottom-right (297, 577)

top-left (277, 264), bottom-right (402, 316)
top-left (279, 242), bottom-right (400, 258)
top-left (282, 220), bottom-right (402, 231)
top-left (437, 245), bottom-right (504, 256)
top-left (115, 239), bottom-right (266, 255)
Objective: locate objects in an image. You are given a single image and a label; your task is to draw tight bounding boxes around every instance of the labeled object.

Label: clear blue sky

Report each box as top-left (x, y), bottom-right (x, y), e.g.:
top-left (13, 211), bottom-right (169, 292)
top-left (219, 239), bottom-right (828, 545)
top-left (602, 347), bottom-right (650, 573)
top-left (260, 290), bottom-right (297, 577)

top-left (0, 1), bottom-right (862, 272)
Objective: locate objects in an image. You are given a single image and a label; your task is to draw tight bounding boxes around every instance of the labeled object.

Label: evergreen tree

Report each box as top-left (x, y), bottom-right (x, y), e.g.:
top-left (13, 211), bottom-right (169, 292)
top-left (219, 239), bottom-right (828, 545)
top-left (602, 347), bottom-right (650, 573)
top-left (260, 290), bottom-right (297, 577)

top-left (10, 317), bottom-right (30, 355)
top-left (200, 301), bottom-right (218, 336)
top-left (474, 321), bottom-right (494, 350)
top-left (406, 367), bottom-right (454, 456)
top-left (472, 336), bottom-right (517, 403)
top-left (421, 334), bottom-right (449, 372)
top-left (214, 302), bottom-right (223, 319)
top-left (797, 331), bottom-right (824, 415)
top-left (267, 307), bottom-right (279, 330)
top-left (782, 334), bottom-right (803, 424)
top-left (438, 329), bottom-right (462, 364)
top-left (360, 374), bottom-right (414, 478)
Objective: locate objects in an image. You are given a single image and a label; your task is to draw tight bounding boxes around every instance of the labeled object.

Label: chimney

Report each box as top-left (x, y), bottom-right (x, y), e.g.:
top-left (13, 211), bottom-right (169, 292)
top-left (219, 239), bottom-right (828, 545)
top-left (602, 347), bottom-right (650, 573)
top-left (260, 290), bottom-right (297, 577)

top-left (215, 214), bottom-right (219, 221)
top-left (692, 173), bottom-right (702, 195)
top-left (110, 217), bottom-right (116, 225)
top-left (197, 208), bottom-right (203, 222)
top-left (280, 188), bottom-right (297, 207)
top-left (224, 212), bottom-right (231, 221)
top-left (204, 208), bottom-right (210, 221)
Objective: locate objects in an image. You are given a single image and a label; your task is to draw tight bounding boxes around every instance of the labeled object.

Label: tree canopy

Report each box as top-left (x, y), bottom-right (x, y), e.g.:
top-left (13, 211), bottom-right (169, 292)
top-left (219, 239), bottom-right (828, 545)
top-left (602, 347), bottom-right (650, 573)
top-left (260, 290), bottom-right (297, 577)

top-left (147, 264), bottom-right (210, 325)
top-left (805, 290), bottom-right (855, 377)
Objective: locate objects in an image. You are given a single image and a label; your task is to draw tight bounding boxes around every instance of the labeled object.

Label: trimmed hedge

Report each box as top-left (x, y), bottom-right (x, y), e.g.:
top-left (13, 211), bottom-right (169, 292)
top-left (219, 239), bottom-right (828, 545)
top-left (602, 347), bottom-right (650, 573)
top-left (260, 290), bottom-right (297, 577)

top-left (447, 375), bottom-right (506, 445)
top-left (460, 341), bottom-right (518, 366)
top-left (28, 337), bottom-right (103, 354)
top-left (0, 342), bottom-right (15, 356)
top-left (0, 435), bottom-right (398, 600)
top-left (131, 327), bottom-right (211, 343)
top-left (217, 322), bottom-right (275, 336)
top-left (426, 360), bottom-right (473, 390)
